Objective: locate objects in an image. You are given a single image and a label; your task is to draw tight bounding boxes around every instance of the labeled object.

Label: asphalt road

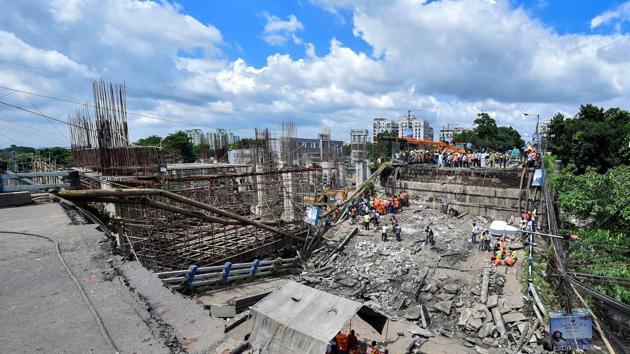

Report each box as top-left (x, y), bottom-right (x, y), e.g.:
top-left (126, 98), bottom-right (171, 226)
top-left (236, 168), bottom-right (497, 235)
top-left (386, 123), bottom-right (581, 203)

top-left (0, 203), bottom-right (170, 354)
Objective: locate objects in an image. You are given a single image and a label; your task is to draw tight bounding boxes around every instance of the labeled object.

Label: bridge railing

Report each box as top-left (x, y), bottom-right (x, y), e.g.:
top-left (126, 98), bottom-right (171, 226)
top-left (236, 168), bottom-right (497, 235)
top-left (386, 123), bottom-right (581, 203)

top-left (156, 257), bottom-right (301, 290)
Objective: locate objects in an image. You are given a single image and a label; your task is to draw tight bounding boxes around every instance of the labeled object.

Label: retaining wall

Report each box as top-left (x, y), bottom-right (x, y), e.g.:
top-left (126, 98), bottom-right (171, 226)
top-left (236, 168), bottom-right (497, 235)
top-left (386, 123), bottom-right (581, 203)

top-left (395, 165), bottom-right (526, 220)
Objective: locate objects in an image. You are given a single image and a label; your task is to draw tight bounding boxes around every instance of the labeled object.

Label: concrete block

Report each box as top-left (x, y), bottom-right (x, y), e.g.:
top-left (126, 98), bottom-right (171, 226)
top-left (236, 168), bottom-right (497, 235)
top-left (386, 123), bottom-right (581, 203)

top-left (0, 191), bottom-right (32, 208)
top-left (211, 304), bottom-right (236, 318)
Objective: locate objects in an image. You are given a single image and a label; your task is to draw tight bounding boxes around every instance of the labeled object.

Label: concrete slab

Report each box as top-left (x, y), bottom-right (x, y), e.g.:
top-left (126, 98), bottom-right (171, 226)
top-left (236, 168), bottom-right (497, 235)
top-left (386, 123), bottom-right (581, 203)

top-left (0, 203), bottom-right (170, 354)
top-left (197, 277), bottom-right (289, 312)
top-left (121, 261), bottom-right (227, 353)
top-left (0, 191), bottom-right (31, 207)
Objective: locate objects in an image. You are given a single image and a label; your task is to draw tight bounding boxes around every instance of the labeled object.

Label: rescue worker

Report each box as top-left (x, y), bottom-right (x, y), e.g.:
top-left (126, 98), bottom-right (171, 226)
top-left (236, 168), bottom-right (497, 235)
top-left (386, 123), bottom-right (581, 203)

top-left (494, 252), bottom-right (504, 266)
top-left (505, 249), bottom-right (518, 266)
top-left (335, 331), bottom-right (348, 354)
top-left (479, 230), bottom-right (488, 251)
top-left (347, 330), bottom-right (359, 354)
top-left (326, 337), bottom-right (339, 354)
top-left (366, 341), bottom-right (380, 354)
top-left (381, 224), bottom-right (388, 241)
top-left (363, 214), bottom-right (371, 230)
top-left (470, 222), bottom-right (479, 244)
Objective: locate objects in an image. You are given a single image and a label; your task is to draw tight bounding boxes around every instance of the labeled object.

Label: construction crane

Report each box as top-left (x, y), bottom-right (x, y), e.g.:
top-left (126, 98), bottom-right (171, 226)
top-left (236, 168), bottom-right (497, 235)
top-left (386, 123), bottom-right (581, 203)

top-left (374, 135), bottom-right (466, 154)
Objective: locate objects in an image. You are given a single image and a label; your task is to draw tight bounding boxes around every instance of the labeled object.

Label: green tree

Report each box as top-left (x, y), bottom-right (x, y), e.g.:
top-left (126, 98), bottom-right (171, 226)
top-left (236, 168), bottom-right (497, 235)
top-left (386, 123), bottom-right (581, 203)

top-left (38, 147), bottom-right (73, 166)
top-left (547, 105), bottom-right (630, 173)
top-left (452, 113), bottom-right (524, 151)
top-left (162, 131), bottom-right (196, 162)
top-left (135, 135), bottom-right (162, 146)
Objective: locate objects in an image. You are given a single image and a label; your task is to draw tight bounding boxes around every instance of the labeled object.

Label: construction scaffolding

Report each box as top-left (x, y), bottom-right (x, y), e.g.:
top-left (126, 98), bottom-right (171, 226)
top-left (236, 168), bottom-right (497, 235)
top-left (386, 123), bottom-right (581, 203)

top-left (69, 80), bottom-right (161, 176)
top-left (74, 163), bottom-right (326, 271)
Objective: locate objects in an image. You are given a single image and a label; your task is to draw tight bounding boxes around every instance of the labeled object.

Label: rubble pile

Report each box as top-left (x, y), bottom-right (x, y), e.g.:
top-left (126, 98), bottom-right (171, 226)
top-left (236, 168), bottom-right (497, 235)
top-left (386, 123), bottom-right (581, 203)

top-left (301, 200), bottom-right (550, 353)
top-left (304, 239), bottom-right (424, 314)
top-left (405, 269), bottom-right (548, 354)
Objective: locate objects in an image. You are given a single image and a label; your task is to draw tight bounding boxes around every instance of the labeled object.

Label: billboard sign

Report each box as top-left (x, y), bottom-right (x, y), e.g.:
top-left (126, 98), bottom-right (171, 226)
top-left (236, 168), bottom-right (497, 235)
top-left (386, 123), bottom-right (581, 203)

top-left (549, 310), bottom-right (592, 351)
top-left (304, 205), bottom-right (321, 225)
top-left (532, 169), bottom-right (545, 186)
top-left (403, 128), bottom-right (414, 137)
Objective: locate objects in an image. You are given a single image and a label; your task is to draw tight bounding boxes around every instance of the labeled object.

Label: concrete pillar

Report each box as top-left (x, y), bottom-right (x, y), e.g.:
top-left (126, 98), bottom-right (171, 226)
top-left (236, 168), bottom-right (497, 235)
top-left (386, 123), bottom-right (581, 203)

top-left (355, 160), bottom-right (368, 190)
top-left (255, 164), bottom-right (268, 217)
top-left (282, 172), bottom-right (295, 221)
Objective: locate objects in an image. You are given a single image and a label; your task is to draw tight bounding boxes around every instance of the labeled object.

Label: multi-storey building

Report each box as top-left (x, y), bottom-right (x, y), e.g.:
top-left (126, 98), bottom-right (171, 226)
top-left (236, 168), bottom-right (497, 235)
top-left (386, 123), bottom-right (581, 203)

top-left (206, 129), bottom-right (240, 151)
top-left (398, 116), bottom-right (434, 141)
top-left (439, 126), bottom-right (471, 143)
top-left (373, 118), bottom-right (399, 139)
top-left (185, 129), bottom-right (206, 145)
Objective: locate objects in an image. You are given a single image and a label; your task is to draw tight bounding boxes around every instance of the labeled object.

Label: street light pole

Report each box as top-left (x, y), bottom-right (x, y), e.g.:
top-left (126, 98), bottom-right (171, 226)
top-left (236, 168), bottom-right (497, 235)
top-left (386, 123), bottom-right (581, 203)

top-left (523, 113), bottom-right (540, 149)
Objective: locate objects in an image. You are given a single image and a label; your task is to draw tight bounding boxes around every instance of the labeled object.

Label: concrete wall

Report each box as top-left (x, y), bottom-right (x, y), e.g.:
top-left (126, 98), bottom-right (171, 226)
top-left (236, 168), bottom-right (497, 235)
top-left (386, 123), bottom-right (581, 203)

top-left (397, 180), bottom-right (523, 220)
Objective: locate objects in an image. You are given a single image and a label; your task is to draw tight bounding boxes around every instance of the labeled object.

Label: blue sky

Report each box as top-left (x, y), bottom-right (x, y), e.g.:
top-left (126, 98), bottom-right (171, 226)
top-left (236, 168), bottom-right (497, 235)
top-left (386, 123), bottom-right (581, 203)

top-left (177, 0), bottom-right (370, 67)
top-left (1, 0), bottom-right (630, 147)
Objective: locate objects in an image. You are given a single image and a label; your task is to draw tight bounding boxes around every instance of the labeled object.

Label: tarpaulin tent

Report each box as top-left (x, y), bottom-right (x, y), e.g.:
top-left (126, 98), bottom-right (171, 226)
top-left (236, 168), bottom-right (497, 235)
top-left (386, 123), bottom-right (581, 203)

top-left (248, 281), bottom-right (387, 354)
top-left (489, 220), bottom-right (519, 237)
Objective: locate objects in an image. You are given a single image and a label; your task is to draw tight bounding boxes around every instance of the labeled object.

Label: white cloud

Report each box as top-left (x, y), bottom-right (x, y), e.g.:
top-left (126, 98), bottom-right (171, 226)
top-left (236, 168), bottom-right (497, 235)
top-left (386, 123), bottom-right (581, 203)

top-left (1, 0), bottom-right (630, 147)
top-left (261, 13), bottom-right (304, 45)
top-left (50, 0), bottom-right (86, 23)
top-left (591, 1), bottom-right (630, 29)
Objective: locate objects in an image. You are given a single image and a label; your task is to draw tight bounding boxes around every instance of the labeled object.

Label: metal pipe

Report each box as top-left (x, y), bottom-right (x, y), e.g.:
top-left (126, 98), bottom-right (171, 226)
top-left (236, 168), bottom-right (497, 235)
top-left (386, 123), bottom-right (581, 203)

top-left (57, 188), bottom-right (299, 240)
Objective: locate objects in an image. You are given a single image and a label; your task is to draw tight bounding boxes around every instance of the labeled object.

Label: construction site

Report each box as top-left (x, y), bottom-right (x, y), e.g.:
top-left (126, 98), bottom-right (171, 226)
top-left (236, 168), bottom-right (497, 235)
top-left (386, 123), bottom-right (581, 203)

top-left (1, 81), bottom-right (629, 354)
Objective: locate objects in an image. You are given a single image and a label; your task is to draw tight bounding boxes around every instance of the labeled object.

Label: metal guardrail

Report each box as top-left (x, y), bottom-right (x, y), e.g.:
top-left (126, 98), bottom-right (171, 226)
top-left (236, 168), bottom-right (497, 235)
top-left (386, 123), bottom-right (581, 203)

top-left (0, 170), bottom-right (80, 192)
top-left (157, 257), bottom-right (301, 289)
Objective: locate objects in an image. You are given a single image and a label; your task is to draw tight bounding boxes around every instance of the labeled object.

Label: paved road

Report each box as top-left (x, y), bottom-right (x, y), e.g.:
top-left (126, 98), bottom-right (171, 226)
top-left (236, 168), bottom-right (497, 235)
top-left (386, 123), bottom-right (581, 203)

top-left (0, 203), bottom-right (170, 354)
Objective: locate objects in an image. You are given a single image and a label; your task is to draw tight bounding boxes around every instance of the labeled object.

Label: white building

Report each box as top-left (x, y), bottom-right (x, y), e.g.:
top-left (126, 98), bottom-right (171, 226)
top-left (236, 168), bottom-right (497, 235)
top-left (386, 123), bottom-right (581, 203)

top-left (205, 129), bottom-right (240, 151)
top-left (185, 129), bottom-right (205, 145)
top-left (373, 118), bottom-right (399, 139)
top-left (398, 116), bottom-right (434, 141)
top-left (439, 127), bottom-right (471, 143)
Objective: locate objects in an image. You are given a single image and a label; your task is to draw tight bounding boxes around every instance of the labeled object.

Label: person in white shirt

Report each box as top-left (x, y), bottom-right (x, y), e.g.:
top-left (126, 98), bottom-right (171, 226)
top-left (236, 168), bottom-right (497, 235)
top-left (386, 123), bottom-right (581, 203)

top-left (381, 224), bottom-right (388, 241)
top-left (471, 222), bottom-right (480, 244)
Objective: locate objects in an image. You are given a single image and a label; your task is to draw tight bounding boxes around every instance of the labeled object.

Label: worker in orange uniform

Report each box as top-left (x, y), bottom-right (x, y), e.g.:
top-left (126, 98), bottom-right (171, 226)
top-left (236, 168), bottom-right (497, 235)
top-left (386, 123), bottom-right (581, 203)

top-left (347, 330), bottom-right (359, 354)
top-left (335, 331), bottom-right (348, 354)
top-left (366, 340), bottom-right (380, 354)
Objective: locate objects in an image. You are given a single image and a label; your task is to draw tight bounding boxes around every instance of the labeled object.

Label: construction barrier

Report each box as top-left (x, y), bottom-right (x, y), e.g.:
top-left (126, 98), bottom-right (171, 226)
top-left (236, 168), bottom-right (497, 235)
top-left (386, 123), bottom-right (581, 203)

top-left (156, 257), bottom-right (301, 290)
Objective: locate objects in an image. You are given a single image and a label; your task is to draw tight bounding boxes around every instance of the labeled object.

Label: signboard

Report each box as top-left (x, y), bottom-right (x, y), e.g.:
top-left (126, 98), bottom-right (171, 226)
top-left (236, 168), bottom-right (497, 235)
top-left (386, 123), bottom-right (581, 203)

top-left (532, 169), bottom-right (545, 187)
top-left (303, 205), bottom-right (321, 225)
top-left (549, 310), bottom-right (592, 351)
top-left (402, 128), bottom-right (413, 137)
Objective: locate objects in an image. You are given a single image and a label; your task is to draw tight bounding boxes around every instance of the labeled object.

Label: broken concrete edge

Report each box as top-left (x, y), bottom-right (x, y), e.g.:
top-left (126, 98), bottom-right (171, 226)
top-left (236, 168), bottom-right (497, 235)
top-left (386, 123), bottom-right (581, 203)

top-left (114, 259), bottom-right (230, 353)
top-left (0, 191), bottom-right (32, 208)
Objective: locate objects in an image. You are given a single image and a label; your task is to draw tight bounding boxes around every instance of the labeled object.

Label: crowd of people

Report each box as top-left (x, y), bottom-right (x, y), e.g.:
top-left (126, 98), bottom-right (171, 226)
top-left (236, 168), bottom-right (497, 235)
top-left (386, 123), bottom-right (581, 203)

top-left (326, 331), bottom-right (388, 354)
top-left (397, 149), bottom-right (512, 168)
top-left (347, 192), bottom-right (409, 242)
top-left (393, 146), bottom-right (545, 170)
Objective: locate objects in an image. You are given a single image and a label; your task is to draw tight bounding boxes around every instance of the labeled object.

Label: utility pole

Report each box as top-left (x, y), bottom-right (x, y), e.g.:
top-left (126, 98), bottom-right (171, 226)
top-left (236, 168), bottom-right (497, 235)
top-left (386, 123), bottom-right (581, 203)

top-left (524, 113), bottom-right (540, 149)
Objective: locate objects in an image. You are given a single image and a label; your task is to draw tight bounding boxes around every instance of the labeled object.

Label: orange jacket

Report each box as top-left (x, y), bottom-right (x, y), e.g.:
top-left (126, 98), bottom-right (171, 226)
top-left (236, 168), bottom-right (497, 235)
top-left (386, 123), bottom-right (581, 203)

top-left (336, 333), bottom-right (348, 352)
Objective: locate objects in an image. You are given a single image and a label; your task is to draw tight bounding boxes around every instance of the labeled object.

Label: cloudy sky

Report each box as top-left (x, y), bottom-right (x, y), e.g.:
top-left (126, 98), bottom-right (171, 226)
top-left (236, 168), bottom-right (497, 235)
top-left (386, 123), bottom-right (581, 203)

top-left (1, 0), bottom-right (629, 147)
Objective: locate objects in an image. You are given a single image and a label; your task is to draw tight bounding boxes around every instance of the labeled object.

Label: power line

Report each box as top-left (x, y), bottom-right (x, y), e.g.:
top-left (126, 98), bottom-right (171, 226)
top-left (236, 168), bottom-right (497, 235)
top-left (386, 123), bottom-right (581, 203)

top-left (0, 60), bottom-right (327, 131)
top-left (20, 92), bottom-right (69, 139)
top-left (0, 122), bottom-right (68, 145)
top-left (0, 115), bottom-right (69, 144)
top-left (0, 84), bottom-right (256, 135)
top-left (0, 131), bottom-right (20, 145)
top-left (0, 99), bottom-right (129, 145)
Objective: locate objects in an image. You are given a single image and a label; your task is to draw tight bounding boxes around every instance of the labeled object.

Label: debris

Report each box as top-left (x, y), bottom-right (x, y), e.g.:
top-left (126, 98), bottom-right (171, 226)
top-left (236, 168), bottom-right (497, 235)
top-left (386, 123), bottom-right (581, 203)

top-left (480, 269), bottom-right (490, 304)
top-left (486, 294), bottom-right (499, 308)
top-left (408, 325), bottom-right (434, 338)
top-left (433, 300), bottom-right (453, 315)
top-left (491, 307), bottom-right (507, 337)
top-left (502, 312), bottom-right (527, 323)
